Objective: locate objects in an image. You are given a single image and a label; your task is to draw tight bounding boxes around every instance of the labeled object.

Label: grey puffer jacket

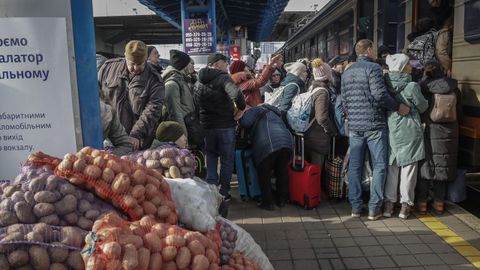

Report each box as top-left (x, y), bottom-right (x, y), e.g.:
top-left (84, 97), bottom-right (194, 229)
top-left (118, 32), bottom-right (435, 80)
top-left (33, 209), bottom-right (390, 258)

top-left (98, 58), bottom-right (165, 149)
top-left (341, 56), bottom-right (400, 132)
top-left (162, 66), bottom-right (195, 135)
top-left (419, 76), bottom-right (461, 182)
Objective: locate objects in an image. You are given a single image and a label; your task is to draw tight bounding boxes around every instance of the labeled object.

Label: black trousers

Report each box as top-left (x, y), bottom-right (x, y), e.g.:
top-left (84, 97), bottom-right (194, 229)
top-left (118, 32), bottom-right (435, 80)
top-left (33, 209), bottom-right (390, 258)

top-left (257, 149), bottom-right (290, 205)
top-left (416, 179), bottom-right (447, 202)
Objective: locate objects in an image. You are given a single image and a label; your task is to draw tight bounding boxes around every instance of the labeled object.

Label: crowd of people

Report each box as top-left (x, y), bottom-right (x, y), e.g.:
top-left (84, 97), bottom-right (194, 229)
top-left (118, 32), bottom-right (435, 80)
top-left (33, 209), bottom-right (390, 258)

top-left (94, 0), bottom-right (458, 219)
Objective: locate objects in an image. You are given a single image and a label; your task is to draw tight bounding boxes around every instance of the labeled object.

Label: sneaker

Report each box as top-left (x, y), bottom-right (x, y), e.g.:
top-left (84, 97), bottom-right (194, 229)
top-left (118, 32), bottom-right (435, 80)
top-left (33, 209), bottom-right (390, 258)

top-left (223, 194), bottom-right (232, 202)
top-left (399, 203), bottom-right (411, 219)
top-left (219, 200), bottom-right (229, 218)
top-left (351, 208), bottom-right (362, 218)
top-left (368, 210), bottom-right (382, 221)
top-left (383, 201), bottom-right (394, 218)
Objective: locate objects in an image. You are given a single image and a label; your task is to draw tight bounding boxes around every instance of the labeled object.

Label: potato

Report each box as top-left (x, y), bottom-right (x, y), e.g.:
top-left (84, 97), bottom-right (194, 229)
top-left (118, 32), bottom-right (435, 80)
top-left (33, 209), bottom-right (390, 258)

top-left (131, 185), bottom-right (145, 199)
top-left (91, 149), bottom-right (102, 157)
top-left (66, 251), bottom-right (84, 270)
top-left (146, 160), bottom-right (161, 169)
top-left (180, 166), bottom-right (192, 175)
top-left (142, 201), bottom-right (157, 216)
top-left (29, 245), bottom-right (50, 270)
top-left (69, 177), bottom-right (85, 186)
top-left (0, 198), bottom-right (14, 211)
top-left (101, 168), bottom-right (115, 184)
top-left (122, 244), bottom-right (138, 270)
top-left (132, 206), bottom-right (145, 219)
top-left (121, 163), bottom-right (132, 175)
top-left (77, 216), bottom-right (94, 230)
top-left (131, 169), bottom-right (147, 186)
top-left (176, 246), bottom-right (192, 269)
top-left (83, 165), bottom-right (102, 179)
top-left (7, 224), bottom-right (24, 234)
top-left (145, 184), bottom-right (159, 200)
top-left (33, 191), bottom-right (57, 203)
top-left (206, 249), bottom-right (218, 264)
top-left (146, 175), bottom-right (161, 189)
top-left (149, 194), bottom-right (164, 207)
top-left (157, 205), bottom-right (171, 219)
top-left (160, 181), bottom-right (170, 193)
top-left (106, 160), bottom-right (122, 174)
top-left (188, 240), bottom-right (206, 256)
top-left (160, 158), bottom-right (175, 168)
top-left (11, 191), bottom-right (25, 203)
top-left (16, 265), bottom-right (34, 270)
top-left (26, 231), bottom-right (44, 242)
top-left (137, 247), bottom-right (150, 270)
top-left (93, 156), bottom-right (106, 168)
top-left (14, 201), bottom-right (37, 223)
top-left (0, 254), bottom-right (9, 270)
top-left (48, 245), bottom-right (69, 263)
top-left (72, 159), bottom-right (87, 172)
top-left (77, 199), bottom-right (92, 213)
top-left (45, 175), bottom-right (60, 191)
top-left (33, 223), bottom-right (53, 237)
top-left (62, 227), bottom-right (84, 247)
top-left (50, 263), bottom-right (68, 270)
top-left (164, 261), bottom-right (178, 270)
top-left (192, 255), bottom-right (210, 270)
top-left (119, 234), bottom-right (143, 248)
top-left (122, 195), bottom-right (138, 209)
top-left (143, 232), bottom-right (162, 252)
top-left (54, 194), bottom-right (77, 215)
top-left (169, 166), bottom-right (182, 179)
top-left (111, 173), bottom-right (130, 194)
top-left (166, 235), bottom-right (186, 248)
top-left (137, 157), bottom-right (146, 165)
top-left (28, 177), bottom-right (46, 192)
top-left (3, 231), bottom-right (24, 241)
top-left (148, 252), bottom-right (163, 270)
top-left (184, 156), bottom-right (195, 167)
top-left (58, 159), bottom-right (73, 171)
top-left (160, 148), bottom-right (177, 158)
top-left (164, 172), bottom-right (171, 178)
top-left (142, 150), bottom-right (153, 159)
top-left (101, 242), bottom-right (121, 259)
top-left (84, 209), bottom-right (100, 220)
top-left (162, 246), bottom-right (178, 262)
top-left (8, 250), bottom-right (29, 267)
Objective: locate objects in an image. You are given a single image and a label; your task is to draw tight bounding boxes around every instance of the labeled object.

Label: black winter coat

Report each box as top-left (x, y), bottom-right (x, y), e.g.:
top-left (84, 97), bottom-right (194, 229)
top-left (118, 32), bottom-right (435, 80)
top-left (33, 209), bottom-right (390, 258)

top-left (419, 76), bottom-right (461, 182)
top-left (239, 104), bottom-right (293, 166)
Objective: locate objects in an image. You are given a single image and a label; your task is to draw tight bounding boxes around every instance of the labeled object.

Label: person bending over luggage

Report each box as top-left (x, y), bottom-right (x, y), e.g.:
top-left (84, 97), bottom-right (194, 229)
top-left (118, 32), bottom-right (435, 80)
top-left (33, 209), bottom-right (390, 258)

top-left (239, 104), bottom-right (293, 211)
top-left (383, 54), bottom-right (428, 220)
top-left (304, 59), bottom-right (337, 171)
top-left (417, 61), bottom-right (461, 215)
top-left (151, 121), bottom-right (188, 149)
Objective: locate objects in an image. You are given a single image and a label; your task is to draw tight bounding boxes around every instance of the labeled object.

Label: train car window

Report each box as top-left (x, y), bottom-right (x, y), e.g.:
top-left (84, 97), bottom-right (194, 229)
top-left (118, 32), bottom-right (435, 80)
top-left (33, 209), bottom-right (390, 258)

top-left (396, 1), bottom-right (407, 51)
top-left (464, 0), bottom-right (480, 44)
top-left (317, 32), bottom-right (327, 60)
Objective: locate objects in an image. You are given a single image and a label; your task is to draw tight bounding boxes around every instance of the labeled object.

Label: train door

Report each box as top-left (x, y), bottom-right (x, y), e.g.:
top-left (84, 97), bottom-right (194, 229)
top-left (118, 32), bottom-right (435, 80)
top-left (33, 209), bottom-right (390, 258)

top-left (377, 0), bottom-right (400, 52)
top-left (357, 0), bottom-right (374, 41)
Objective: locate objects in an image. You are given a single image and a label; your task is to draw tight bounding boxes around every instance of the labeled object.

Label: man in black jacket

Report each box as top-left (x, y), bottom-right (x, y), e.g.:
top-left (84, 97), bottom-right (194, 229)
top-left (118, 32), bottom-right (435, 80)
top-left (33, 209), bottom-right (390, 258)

top-left (194, 53), bottom-right (246, 209)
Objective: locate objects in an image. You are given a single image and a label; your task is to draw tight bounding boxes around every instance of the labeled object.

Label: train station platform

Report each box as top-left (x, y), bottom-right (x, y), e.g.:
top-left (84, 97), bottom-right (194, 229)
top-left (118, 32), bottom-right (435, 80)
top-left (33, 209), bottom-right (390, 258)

top-left (228, 183), bottom-right (480, 270)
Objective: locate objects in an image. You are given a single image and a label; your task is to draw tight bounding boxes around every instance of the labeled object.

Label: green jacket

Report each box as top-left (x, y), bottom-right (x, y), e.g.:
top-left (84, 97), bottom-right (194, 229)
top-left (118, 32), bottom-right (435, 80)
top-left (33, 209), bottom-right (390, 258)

top-left (162, 66), bottom-right (195, 135)
top-left (385, 72), bottom-right (429, 166)
top-left (100, 101), bottom-right (133, 156)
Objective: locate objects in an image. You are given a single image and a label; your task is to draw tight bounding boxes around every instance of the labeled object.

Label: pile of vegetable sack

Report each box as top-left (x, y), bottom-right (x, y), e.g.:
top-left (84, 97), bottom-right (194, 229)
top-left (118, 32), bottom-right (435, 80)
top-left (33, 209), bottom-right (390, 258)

top-left (0, 223), bottom-right (86, 270)
top-left (122, 146), bottom-right (196, 179)
top-left (82, 212), bottom-right (229, 270)
top-left (54, 147), bottom-right (178, 223)
top-left (0, 165), bottom-right (116, 230)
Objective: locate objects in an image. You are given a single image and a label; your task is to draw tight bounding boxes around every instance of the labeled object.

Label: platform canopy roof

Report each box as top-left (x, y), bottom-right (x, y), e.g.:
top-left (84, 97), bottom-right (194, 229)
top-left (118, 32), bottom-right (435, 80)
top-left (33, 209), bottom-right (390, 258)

top-left (138, 0), bottom-right (289, 42)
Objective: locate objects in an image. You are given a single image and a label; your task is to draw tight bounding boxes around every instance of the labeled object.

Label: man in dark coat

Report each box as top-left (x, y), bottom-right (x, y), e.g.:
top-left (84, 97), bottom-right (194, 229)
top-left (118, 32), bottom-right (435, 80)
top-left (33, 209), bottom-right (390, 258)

top-left (98, 40), bottom-right (165, 150)
top-left (239, 104), bottom-right (292, 210)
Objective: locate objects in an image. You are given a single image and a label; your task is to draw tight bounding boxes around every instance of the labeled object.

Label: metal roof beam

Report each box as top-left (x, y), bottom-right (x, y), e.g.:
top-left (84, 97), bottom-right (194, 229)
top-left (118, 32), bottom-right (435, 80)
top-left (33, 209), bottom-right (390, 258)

top-left (138, 0), bottom-right (181, 29)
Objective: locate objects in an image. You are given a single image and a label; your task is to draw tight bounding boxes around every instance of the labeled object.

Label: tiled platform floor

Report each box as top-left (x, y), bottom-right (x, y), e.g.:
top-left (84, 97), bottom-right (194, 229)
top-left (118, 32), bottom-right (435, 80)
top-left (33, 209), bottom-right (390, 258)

top-left (228, 185), bottom-right (480, 270)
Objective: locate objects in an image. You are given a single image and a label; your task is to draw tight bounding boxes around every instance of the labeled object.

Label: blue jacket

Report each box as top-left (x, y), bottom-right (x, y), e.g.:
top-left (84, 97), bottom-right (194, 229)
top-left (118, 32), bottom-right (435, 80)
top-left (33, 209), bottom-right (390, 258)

top-left (239, 104), bottom-right (293, 165)
top-left (277, 73), bottom-right (305, 112)
top-left (341, 56), bottom-right (399, 132)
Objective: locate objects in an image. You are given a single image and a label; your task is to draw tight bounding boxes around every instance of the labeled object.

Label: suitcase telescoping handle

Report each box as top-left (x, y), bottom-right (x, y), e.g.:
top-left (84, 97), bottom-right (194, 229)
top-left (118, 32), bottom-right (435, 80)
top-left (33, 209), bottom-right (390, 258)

top-left (292, 132), bottom-right (305, 170)
top-left (329, 136), bottom-right (336, 159)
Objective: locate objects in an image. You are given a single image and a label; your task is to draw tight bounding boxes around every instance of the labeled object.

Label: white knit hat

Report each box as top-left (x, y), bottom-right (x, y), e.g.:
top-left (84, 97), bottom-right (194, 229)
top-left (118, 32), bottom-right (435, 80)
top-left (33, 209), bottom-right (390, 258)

top-left (386, 53), bottom-right (410, 72)
top-left (284, 62), bottom-right (306, 77)
top-left (312, 63), bottom-right (332, 81)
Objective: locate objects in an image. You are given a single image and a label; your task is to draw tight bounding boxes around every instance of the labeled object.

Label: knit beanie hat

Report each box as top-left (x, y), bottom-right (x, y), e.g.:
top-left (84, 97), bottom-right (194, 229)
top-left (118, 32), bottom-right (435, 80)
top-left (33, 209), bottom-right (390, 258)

top-left (169, 49), bottom-right (191, 71)
top-left (155, 121), bottom-right (184, 142)
top-left (125, 40), bottom-right (147, 64)
top-left (311, 58), bottom-right (332, 81)
top-left (386, 53), bottom-right (410, 72)
top-left (284, 62), bottom-right (306, 77)
top-left (147, 46), bottom-right (156, 58)
top-left (229, 60), bottom-right (247, 74)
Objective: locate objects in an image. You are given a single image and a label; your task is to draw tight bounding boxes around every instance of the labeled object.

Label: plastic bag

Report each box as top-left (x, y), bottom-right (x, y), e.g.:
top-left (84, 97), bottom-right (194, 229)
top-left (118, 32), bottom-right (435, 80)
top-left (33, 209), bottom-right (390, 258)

top-left (0, 165), bottom-right (117, 230)
top-left (82, 212), bottom-right (220, 270)
top-left (55, 147), bottom-right (177, 224)
top-left (165, 177), bottom-right (222, 232)
top-left (0, 223), bottom-right (86, 270)
top-left (122, 145), bottom-right (197, 179)
top-left (217, 217), bottom-right (273, 270)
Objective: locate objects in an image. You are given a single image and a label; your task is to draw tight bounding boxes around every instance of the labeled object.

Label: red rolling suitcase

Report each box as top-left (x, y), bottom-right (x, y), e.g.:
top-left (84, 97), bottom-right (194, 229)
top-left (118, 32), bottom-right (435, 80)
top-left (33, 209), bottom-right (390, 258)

top-left (288, 133), bottom-right (321, 209)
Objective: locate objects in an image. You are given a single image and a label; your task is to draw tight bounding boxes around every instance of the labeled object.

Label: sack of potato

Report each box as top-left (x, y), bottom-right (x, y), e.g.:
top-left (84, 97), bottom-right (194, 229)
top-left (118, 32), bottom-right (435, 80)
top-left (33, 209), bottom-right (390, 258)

top-left (122, 146), bottom-right (196, 179)
top-left (25, 151), bottom-right (62, 171)
top-left (165, 177), bottom-right (222, 232)
top-left (217, 218), bottom-right (273, 270)
top-left (0, 165), bottom-right (117, 230)
top-left (54, 147), bottom-right (178, 224)
top-left (0, 223), bottom-right (86, 270)
top-left (82, 212), bottom-right (221, 270)
top-left (217, 218), bottom-right (237, 264)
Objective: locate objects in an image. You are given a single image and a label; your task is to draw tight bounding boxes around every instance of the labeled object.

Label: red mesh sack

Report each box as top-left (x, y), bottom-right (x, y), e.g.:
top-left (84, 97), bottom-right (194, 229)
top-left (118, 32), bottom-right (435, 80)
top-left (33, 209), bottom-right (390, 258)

top-left (54, 147), bottom-right (177, 223)
top-left (82, 212), bottom-right (220, 270)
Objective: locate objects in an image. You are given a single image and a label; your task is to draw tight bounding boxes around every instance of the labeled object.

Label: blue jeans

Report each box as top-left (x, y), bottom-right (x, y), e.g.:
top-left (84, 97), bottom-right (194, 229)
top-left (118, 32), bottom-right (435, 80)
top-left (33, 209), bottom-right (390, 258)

top-left (204, 127), bottom-right (236, 197)
top-left (348, 128), bottom-right (388, 213)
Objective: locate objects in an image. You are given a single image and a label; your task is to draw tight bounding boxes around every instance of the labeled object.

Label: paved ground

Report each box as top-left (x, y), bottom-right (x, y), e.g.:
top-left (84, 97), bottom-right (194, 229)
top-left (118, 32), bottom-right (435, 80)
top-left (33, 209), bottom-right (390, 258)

top-left (228, 183), bottom-right (480, 270)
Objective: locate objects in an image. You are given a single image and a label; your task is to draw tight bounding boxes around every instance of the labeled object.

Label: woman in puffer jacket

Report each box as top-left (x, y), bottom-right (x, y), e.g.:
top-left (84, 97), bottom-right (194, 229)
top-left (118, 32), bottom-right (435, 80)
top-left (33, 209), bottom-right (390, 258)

top-left (382, 54), bottom-right (428, 220)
